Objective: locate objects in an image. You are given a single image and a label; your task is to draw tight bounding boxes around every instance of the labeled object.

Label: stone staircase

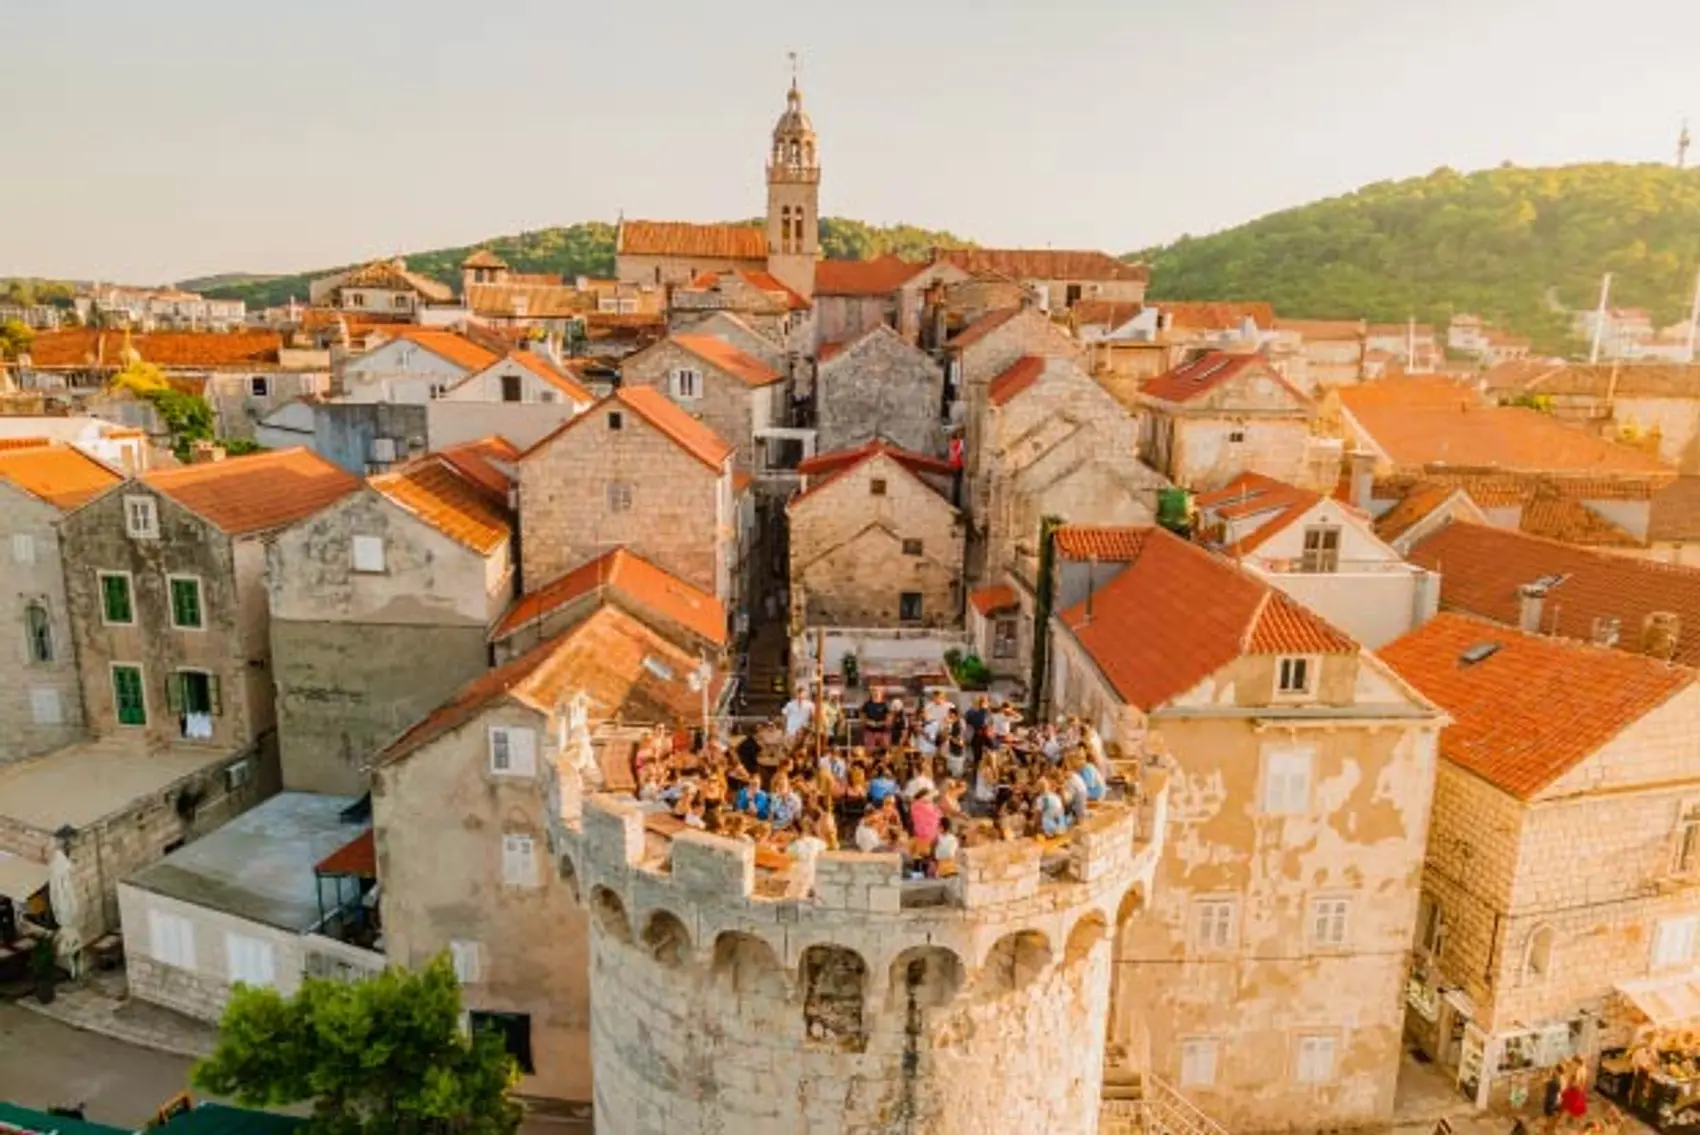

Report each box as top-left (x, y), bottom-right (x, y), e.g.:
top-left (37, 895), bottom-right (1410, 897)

top-left (1100, 1068), bottom-right (1230, 1135)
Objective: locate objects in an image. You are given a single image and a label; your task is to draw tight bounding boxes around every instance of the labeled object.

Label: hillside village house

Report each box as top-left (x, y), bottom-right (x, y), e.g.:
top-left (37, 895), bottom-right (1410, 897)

top-left (1195, 471), bottom-right (1439, 648)
top-left (934, 248), bottom-right (1148, 314)
top-left (308, 257), bottom-right (454, 315)
top-left (671, 311), bottom-right (785, 375)
top-left (614, 221), bottom-right (770, 290)
top-left (618, 333), bottom-right (788, 475)
top-left (437, 351), bottom-right (594, 409)
top-left (0, 441), bottom-right (122, 762)
top-left (268, 451), bottom-right (516, 796)
top-left (373, 606), bottom-right (726, 1105)
top-left (812, 255), bottom-right (964, 344)
top-left (0, 416), bottom-right (148, 473)
top-left (668, 269), bottom-right (810, 343)
top-left (1043, 524), bottom-right (1445, 1133)
top-left (1484, 361), bottom-right (1700, 474)
top-left (1270, 318), bottom-right (1366, 390)
top-left (338, 328), bottom-right (500, 403)
top-left (1136, 351), bottom-right (1322, 492)
top-left (516, 386), bottom-right (742, 607)
top-left (1381, 614), bottom-right (1700, 1109)
top-left (812, 323), bottom-right (945, 457)
top-left (787, 442), bottom-right (963, 630)
top-left (1364, 322), bottom-right (1440, 372)
top-left (458, 248), bottom-right (662, 333)
top-left (1079, 300), bottom-right (1273, 384)
top-left (76, 285), bottom-right (245, 332)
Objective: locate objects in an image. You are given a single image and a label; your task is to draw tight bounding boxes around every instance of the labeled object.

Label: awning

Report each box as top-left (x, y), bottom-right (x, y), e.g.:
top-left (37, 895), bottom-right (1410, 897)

top-left (1617, 973), bottom-right (1700, 1026)
top-left (0, 853), bottom-right (50, 902)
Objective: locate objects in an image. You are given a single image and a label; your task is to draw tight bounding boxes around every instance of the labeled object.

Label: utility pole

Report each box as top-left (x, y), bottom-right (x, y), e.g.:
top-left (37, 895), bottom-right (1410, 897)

top-left (1589, 273), bottom-right (1613, 364)
top-left (1680, 119), bottom-right (1693, 170)
top-left (1685, 268), bottom-right (1700, 364)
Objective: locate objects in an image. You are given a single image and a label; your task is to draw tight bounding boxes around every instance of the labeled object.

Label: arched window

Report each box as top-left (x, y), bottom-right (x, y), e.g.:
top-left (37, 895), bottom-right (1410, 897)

top-left (1525, 925), bottom-right (1555, 982)
top-left (779, 206), bottom-right (792, 253)
top-left (788, 141), bottom-right (800, 165)
top-left (25, 602), bottom-right (53, 663)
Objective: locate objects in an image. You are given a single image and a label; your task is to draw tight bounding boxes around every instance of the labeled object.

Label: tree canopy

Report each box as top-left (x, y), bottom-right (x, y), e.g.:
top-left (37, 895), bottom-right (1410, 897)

top-left (0, 319), bottom-right (33, 360)
top-left (193, 956), bottom-right (522, 1135)
top-left (1133, 162), bottom-right (1700, 355)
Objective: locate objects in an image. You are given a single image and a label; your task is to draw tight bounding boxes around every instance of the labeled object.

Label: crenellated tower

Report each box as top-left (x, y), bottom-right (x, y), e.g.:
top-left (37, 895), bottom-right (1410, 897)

top-left (765, 78), bottom-right (820, 301)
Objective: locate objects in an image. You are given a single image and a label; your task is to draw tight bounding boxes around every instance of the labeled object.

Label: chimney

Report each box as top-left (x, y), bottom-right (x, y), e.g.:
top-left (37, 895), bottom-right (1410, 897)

top-left (1517, 583), bottom-right (1546, 634)
top-left (1412, 568), bottom-right (1442, 629)
top-left (1347, 450), bottom-right (1376, 512)
top-left (1643, 611), bottom-right (1682, 661)
top-left (189, 440), bottom-right (226, 465)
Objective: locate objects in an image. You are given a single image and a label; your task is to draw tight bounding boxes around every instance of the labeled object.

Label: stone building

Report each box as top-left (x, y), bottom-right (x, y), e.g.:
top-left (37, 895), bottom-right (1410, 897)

top-left (1270, 318), bottom-right (1367, 391)
top-left (1381, 613), bottom-right (1700, 1107)
top-left (268, 452), bottom-right (516, 795)
top-left (812, 256), bottom-right (967, 345)
top-left (307, 257), bottom-right (454, 314)
top-left (1044, 524), bottom-right (1444, 1133)
top-left (617, 333), bottom-right (785, 473)
top-left (666, 311), bottom-right (785, 374)
top-left (61, 447), bottom-right (359, 752)
top-left (614, 222), bottom-right (769, 291)
top-left (934, 248), bottom-right (1149, 313)
top-left (813, 323), bottom-right (945, 457)
top-left (374, 606), bottom-right (723, 1106)
top-left (787, 442), bottom-right (963, 629)
top-left (516, 387), bottom-right (738, 605)
top-left (1137, 351), bottom-right (1321, 491)
top-left (0, 441), bottom-right (122, 762)
top-left (459, 248), bottom-right (663, 333)
top-left (438, 350), bottom-right (594, 409)
top-left (338, 329), bottom-right (499, 403)
top-left (667, 269), bottom-right (809, 343)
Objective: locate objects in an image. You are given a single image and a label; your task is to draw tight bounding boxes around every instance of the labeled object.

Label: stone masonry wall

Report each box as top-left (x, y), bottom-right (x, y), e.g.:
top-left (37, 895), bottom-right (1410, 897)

top-left (0, 484), bottom-right (88, 762)
top-left (815, 325), bottom-right (945, 457)
top-left (620, 339), bottom-right (769, 470)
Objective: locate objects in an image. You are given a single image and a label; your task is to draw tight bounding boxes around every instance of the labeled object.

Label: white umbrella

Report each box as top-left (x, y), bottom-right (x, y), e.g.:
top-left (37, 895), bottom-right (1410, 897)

top-left (47, 849), bottom-right (81, 978)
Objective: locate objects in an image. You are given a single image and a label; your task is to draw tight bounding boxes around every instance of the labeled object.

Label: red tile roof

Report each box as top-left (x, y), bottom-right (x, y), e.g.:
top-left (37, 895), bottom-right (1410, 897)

top-left (492, 546), bottom-right (726, 646)
top-left (504, 352), bottom-right (594, 403)
top-left (1651, 477), bottom-right (1700, 542)
top-left (522, 387), bottom-right (733, 471)
top-left (1274, 318), bottom-right (1366, 341)
top-left (1056, 527), bottom-right (1356, 710)
top-left (814, 255), bottom-right (926, 297)
top-left (0, 442), bottom-right (123, 510)
top-left (1407, 521), bottom-right (1700, 667)
top-left (367, 328), bottom-right (500, 373)
top-left (1158, 301), bottom-right (1276, 332)
top-left (1141, 351), bottom-right (1309, 406)
top-left (968, 584), bottom-right (1020, 617)
top-left (144, 448), bottom-right (360, 536)
top-left (681, 269), bottom-right (810, 312)
top-left (1054, 525), bottom-right (1148, 561)
top-left (672, 334), bottom-right (783, 387)
top-left (946, 307), bottom-right (1022, 350)
top-left (1071, 300), bottom-right (1142, 330)
top-left (1195, 472), bottom-right (1323, 554)
top-left (616, 220), bottom-right (766, 261)
top-left (1379, 612), bottom-right (1693, 799)
top-left (25, 330), bottom-right (284, 369)
top-left (937, 248), bottom-right (1149, 283)
top-left (1371, 481), bottom-right (1464, 542)
top-left (315, 829), bottom-right (376, 878)
top-left (988, 355), bottom-right (1046, 407)
top-left (791, 440), bottom-right (955, 507)
top-left (434, 436), bottom-right (518, 503)
top-left (817, 341), bottom-right (847, 363)
top-left (369, 458), bottom-right (512, 555)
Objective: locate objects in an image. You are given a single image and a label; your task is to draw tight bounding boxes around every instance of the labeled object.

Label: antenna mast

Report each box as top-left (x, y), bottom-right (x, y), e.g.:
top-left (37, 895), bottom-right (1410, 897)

top-left (1686, 267), bottom-right (1700, 364)
top-left (1680, 119), bottom-right (1693, 169)
top-left (1589, 272), bottom-right (1613, 364)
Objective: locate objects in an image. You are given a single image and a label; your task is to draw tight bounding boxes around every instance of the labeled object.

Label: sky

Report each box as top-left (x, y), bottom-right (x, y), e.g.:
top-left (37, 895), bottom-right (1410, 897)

top-left (5, 0), bottom-right (1699, 284)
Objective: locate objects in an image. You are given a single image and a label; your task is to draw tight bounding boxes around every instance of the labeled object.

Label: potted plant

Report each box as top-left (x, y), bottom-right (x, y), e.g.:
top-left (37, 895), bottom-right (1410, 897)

top-left (840, 652), bottom-right (860, 691)
top-left (31, 935), bottom-right (57, 1005)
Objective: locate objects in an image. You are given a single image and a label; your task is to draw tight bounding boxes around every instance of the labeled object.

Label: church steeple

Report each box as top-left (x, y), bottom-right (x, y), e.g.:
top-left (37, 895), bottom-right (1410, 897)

top-left (765, 61), bottom-right (820, 300)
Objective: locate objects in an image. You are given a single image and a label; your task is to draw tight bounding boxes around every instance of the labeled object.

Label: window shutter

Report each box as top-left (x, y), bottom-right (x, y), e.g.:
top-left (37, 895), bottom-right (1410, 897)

top-left (490, 728), bottom-right (511, 772)
top-left (208, 674), bottom-right (223, 717)
top-left (166, 672), bottom-right (185, 715)
top-left (510, 728), bottom-right (536, 776)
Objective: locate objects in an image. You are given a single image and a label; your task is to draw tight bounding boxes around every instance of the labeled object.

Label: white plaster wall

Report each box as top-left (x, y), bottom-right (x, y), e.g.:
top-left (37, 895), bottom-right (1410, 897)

top-left (425, 400), bottom-right (580, 453)
top-left (118, 883), bottom-right (308, 1022)
top-left (342, 340), bottom-right (469, 404)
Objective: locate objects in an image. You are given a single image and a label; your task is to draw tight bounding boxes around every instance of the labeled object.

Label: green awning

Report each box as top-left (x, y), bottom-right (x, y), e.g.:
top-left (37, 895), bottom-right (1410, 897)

top-left (0, 1101), bottom-right (131, 1135)
top-left (155, 1104), bottom-right (305, 1135)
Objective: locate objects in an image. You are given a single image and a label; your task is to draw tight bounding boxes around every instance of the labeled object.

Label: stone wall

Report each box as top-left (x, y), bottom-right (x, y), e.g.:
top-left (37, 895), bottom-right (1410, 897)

top-left (1172, 416), bottom-right (1313, 492)
top-left (815, 325), bottom-right (945, 457)
top-left (619, 338), bottom-right (775, 471)
top-left (0, 484), bottom-right (88, 762)
top-left (119, 883), bottom-right (309, 1022)
top-left (814, 294), bottom-right (896, 347)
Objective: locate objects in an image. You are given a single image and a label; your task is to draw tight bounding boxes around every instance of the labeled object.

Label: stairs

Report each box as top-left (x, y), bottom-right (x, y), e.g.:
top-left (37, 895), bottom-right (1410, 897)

top-left (1100, 1069), bottom-right (1229, 1135)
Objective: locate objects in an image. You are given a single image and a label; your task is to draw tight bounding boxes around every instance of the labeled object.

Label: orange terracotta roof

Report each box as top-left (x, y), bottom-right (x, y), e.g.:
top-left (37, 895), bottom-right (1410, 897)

top-left (1071, 299), bottom-right (1142, 329)
top-left (1372, 480), bottom-right (1462, 542)
top-left (968, 584), bottom-right (1020, 617)
top-left (617, 220), bottom-right (766, 261)
top-left (937, 248), bottom-right (1149, 283)
top-left (1056, 527), bottom-right (1355, 710)
top-left (1195, 472), bottom-right (1322, 554)
top-left (336, 259), bottom-right (455, 303)
top-left (1274, 318), bottom-right (1366, 341)
top-left (460, 249), bottom-right (508, 269)
top-left (143, 448), bottom-right (360, 536)
top-left (947, 306), bottom-right (1026, 350)
top-left (0, 437), bottom-right (53, 452)
top-left (382, 605), bottom-right (720, 765)
top-left (1156, 301), bottom-right (1275, 332)
top-left (1141, 351), bottom-right (1309, 406)
top-left (814, 255), bottom-right (926, 297)
top-left (817, 341), bottom-right (847, 363)
top-left (0, 442), bottom-right (122, 510)
top-left (369, 458), bottom-right (511, 555)
top-left (504, 351), bottom-right (594, 403)
top-left (492, 546), bottom-right (726, 646)
top-left (1345, 401), bottom-right (1669, 476)
top-left (1651, 477), bottom-right (1700, 542)
top-left (366, 328), bottom-right (500, 372)
top-left (733, 470), bottom-right (754, 495)
top-left (434, 435), bottom-right (518, 503)
top-left (315, 829), bottom-right (376, 878)
top-left (464, 281), bottom-right (591, 319)
top-left (1407, 521), bottom-right (1700, 667)
top-left (1379, 612), bottom-right (1692, 799)
top-left (672, 334), bottom-right (783, 387)
top-left (1517, 494), bottom-right (1640, 547)
top-left (791, 441), bottom-right (954, 507)
top-left (1054, 525), bottom-right (1148, 561)
top-left (988, 355), bottom-right (1045, 407)
top-left (704, 269), bottom-right (812, 311)
top-left (25, 330), bottom-right (283, 369)
top-left (522, 387), bottom-right (733, 471)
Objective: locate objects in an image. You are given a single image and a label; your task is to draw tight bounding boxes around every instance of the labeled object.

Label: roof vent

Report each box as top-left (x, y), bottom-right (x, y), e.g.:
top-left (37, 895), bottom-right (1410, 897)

top-left (1459, 642), bottom-right (1502, 666)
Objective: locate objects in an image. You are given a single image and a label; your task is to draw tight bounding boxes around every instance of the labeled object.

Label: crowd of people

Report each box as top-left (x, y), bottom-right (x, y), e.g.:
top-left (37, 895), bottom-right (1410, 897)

top-left (629, 685), bottom-right (1120, 878)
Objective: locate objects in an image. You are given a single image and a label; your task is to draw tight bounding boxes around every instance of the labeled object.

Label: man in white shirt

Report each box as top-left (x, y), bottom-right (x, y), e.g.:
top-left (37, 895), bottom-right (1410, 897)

top-left (782, 685), bottom-right (816, 740)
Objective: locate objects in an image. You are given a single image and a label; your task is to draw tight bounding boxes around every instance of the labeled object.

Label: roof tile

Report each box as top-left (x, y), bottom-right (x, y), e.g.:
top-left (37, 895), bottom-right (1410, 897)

top-left (521, 387), bottom-right (733, 471)
top-left (1141, 351), bottom-right (1309, 406)
top-left (369, 458), bottom-right (511, 555)
top-left (26, 330), bottom-right (283, 369)
top-left (988, 355), bottom-right (1045, 407)
top-left (968, 584), bottom-right (1019, 617)
top-left (937, 248), bottom-right (1148, 283)
top-left (672, 334), bottom-right (782, 387)
top-left (946, 307), bottom-right (1022, 350)
top-left (814, 255), bottom-right (926, 297)
top-left (617, 220), bottom-right (767, 261)
top-left (1195, 472), bottom-right (1322, 554)
top-left (493, 546), bottom-right (726, 646)
top-left (0, 442), bottom-right (123, 509)
top-left (144, 448), bottom-right (360, 536)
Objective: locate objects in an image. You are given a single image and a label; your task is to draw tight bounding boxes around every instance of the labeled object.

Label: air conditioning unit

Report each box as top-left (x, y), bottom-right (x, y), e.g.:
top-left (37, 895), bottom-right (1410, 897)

top-left (370, 437), bottom-right (397, 463)
top-left (225, 759), bottom-right (252, 791)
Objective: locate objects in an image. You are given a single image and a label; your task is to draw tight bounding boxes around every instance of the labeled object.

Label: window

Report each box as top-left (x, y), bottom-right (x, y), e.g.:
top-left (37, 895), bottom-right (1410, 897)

top-left (124, 495), bottom-right (158, 539)
top-left (1675, 804), bottom-right (1700, 874)
top-left (1416, 893), bottom-right (1445, 958)
top-left (502, 833), bottom-right (537, 887)
top-left (670, 368), bottom-right (703, 400)
top-left (1294, 1034), bottom-right (1337, 1084)
top-left (870, 478), bottom-right (888, 496)
top-left (607, 411), bottom-right (623, 431)
top-left (1228, 430), bottom-right (1246, 444)
top-left (167, 670), bottom-right (221, 733)
top-left (1309, 897), bottom-right (1350, 948)
top-left (539, 390), bottom-right (557, 404)
top-left (1180, 1038), bottom-right (1219, 1088)
top-left (24, 602), bottom-right (53, 663)
top-left (429, 382), bottom-right (450, 399)
top-left (168, 576), bottom-right (203, 629)
top-left (500, 372), bottom-right (523, 403)
top-left (1524, 925), bottom-right (1555, 982)
top-left (30, 688), bottom-right (61, 725)
top-left (348, 292), bottom-right (366, 308)
top-left (148, 909), bottom-right (195, 970)
top-left (393, 295), bottom-right (410, 311)
top-left (11, 533), bottom-right (35, 564)
top-left (1654, 916), bottom-right (1699, 969)
top-left (112, 664), bottom-right (146, 726)
top-left (351, 535), bottom-right (386, 574)
top-left (1262, 745), bottom-right (1314, 815)
top-left (1066, 283), bottom-right (1084, 307)
top-left (993, 617), bottom-right (1018, 660)
top-left (489, 726), bottom-right (536, 777)
top-left (900, 592), bottom-right (923, 622)
top-left (1300, 527), bottom-right (1341, 573)
top-left (469, 1012), bottom-right (534, 1075)
top-left (450, 940), bottom-right (483, 984)
top-left (1275, 655), bottom-right (1316, 698)
top-left (902, 539), bottom-right (924, 556)
top-left (607, 482), bottom-right (633, 512)
top-left (225, 934), bottom-right (276, 987)
top-left (248, 376), bottom-right (270, 398)
top-left (1193, 898), bottom-right (1238, 952)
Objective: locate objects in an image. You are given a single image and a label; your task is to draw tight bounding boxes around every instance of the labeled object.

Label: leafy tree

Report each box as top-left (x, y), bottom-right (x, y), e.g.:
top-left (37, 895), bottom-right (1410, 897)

top-left (193, 956), bottom-right (522, 1135)
top-left (109, 360), bottom-right (215, 461)
top-left (0, 318), bottom-right (33, 359)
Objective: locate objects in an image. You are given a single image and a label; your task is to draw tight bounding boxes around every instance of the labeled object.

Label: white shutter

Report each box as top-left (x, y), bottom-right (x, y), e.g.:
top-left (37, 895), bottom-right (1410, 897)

top-left (11, 533), bottom-right (35, 564)
top-left (1310, 898), bottom-right (1350, 947)
top-left (450, 939), bottom-right (483, 984)
top-left (148, 909), bottom-right (196, 971)
top-left (29, 688), bottom-right (61, 725)
top-left (351, 535), bottom-right (386, 573)
top-left (1262, 746), bottom-right (1314, 815)
top-left (507, 728), bottom-right (536, 776)
top-left (1654, 917), bottom-right (1700, 968)
top-left (1180, 1038), bottom-right (1219, 1087)
top-left (1296, 1035), bottom-right (1336, 1083)
top-left (502, 834), bottom-right (537, 887)
top-left (225, 933), bottom-right (276, 987)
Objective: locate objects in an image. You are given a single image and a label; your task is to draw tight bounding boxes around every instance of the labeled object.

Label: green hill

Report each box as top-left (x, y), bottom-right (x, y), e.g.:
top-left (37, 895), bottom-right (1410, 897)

top-left (1134, 162), bottom-right (1700, 354)
top-left (179, 218), bottom-right (974, 310)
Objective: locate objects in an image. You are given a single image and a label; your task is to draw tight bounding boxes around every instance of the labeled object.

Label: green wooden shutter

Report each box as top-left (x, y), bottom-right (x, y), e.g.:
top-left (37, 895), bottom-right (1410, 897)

top-left (113, 666), bottom-right (145, 726)
top-left (165, 672), bottom-right (184, 715)
top-left (170, 578), bottom-right (202, 628)
top-left (207, 674), bottom-right (223, 717)
top-left (102, 575), bottom-right (132, 623)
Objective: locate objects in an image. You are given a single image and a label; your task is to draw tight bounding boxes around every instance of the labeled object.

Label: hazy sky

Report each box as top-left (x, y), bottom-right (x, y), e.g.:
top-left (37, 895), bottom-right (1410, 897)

top-left (6, 0), bottom-right (1697, 283)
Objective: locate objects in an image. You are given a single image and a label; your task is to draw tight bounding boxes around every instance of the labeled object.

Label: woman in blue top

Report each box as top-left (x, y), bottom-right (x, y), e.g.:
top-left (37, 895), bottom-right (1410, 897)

top-left (867, 766), bottom-right (899, 806)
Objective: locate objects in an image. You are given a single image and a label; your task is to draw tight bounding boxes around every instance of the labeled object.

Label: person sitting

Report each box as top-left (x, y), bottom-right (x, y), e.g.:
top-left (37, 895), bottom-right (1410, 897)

top-left (854, 812), bottom-right (889, 853)
top-left (933, 817), bottom-right (960, 864)
top-left (1078, 753), bottom-right (1108, 802)
top-left (769, 773), bottom-right (803, 830)
top-left (683, 798), bottom-right (707, 829)
top-left (1037, 776), bottom-right (1069, 837)
top-left (861, 687), bottom-right (891, 749)
top-left (909, 787), bottom-right (942, 847)
top-left (1062, 758), bottom-right (1092, 825)
top-left (904, 763), bottom-right (937, 801)
top-left (734, 780), bottom-right (770, 821)
top-left (789, 811), bottom-right (829, 862)
top-left (867, 765), bottom-right (900, 806)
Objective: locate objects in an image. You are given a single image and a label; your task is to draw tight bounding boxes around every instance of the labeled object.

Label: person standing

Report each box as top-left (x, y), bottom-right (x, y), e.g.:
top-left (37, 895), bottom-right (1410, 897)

top-left (782, 685), bottom-right (816, 741)
top-left (861, 687), bottom-right (891, 749)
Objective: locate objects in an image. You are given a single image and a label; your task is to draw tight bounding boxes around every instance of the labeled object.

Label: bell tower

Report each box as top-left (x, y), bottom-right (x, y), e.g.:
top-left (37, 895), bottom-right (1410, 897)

top-left (765, 62), bottom-right (820, 300)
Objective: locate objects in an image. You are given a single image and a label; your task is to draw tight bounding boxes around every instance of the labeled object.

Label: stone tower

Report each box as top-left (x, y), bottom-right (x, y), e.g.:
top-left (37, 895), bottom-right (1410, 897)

top-left (765, 80), bottom-right (820, 301)
top-left (551, 780), bottom-right (1168, 1135)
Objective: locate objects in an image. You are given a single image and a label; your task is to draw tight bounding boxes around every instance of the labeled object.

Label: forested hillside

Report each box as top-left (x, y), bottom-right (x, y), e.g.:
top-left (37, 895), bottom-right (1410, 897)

top-left (1135, 163), bottom-right (1700, 353)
